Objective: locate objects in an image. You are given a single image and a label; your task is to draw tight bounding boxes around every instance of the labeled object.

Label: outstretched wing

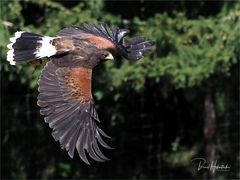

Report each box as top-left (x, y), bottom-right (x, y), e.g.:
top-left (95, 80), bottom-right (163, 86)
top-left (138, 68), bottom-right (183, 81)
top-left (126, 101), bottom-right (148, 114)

top-left (58, 23), bottom-right (155, 61)
top-left (37, 61), bottom-right (111, 165)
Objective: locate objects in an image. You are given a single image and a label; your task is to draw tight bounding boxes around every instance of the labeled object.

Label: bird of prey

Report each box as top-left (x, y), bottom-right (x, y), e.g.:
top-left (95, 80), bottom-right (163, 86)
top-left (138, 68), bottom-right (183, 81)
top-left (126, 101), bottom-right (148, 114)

top-left (6, 22), bottom-right (155, 165)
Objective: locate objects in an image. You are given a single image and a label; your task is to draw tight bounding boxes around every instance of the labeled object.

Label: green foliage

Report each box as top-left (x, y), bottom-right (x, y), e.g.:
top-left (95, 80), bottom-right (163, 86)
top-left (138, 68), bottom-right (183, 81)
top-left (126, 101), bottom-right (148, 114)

top-left (108, 6), bottom-right (239, 91)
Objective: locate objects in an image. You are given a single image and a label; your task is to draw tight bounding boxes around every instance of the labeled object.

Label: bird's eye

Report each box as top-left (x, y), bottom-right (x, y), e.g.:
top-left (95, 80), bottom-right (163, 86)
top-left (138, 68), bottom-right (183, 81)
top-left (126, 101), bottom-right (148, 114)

top-left (102, 53), bottom-right (108, 58)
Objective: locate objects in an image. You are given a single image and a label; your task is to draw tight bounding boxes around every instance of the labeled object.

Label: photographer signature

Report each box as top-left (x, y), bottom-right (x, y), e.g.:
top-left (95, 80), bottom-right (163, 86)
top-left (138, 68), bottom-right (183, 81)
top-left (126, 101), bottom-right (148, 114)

top-left (191, 158), bottom-right (230, 173)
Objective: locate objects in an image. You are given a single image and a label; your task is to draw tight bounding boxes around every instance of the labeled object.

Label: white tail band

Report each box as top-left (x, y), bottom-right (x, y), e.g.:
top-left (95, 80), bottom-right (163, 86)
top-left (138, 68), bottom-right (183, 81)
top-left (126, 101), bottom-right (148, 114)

top-left (7, 31), bottom-right (24, 65)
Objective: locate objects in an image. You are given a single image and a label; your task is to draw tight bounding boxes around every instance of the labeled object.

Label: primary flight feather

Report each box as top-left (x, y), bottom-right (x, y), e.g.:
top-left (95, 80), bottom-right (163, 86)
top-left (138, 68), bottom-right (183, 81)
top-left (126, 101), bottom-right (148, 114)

top-left (6, 22), bottom-right (155, 165)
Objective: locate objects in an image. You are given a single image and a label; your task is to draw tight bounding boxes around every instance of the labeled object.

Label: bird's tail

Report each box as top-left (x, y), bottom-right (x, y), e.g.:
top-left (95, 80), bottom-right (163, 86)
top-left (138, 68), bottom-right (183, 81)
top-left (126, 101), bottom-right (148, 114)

top-left (7, 31), bottom-right (58, 65)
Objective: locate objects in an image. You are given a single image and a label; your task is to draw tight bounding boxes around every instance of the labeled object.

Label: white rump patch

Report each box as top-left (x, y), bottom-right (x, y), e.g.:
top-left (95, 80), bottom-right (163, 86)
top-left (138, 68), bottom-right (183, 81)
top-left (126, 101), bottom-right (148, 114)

top-left (35, 36), bottom-right (57, 58)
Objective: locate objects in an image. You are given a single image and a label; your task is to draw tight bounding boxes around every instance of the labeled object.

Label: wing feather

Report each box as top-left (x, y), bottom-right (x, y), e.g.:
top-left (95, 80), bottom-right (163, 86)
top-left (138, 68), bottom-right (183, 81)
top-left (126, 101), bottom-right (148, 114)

top-left (37, 61), bottom-right (111, 164)
top-left (58, 22), bottom-right (155, 61)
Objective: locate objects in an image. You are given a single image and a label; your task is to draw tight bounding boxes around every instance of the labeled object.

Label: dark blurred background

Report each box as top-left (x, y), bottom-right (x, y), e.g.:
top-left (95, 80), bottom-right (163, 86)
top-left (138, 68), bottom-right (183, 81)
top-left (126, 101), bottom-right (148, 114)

top-left (1, 0), bottom-right (239, 179)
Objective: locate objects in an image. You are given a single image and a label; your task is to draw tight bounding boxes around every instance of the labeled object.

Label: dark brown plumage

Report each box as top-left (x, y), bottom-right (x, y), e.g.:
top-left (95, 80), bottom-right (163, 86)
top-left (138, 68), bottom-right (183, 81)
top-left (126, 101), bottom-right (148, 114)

top-left (6, 22), bottom-right (155, 165)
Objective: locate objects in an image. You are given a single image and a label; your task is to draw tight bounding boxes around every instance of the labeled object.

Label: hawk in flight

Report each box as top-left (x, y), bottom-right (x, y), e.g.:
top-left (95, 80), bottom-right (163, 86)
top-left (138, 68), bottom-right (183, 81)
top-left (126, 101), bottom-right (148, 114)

top-left (6, 23), bottom-right (155, 165)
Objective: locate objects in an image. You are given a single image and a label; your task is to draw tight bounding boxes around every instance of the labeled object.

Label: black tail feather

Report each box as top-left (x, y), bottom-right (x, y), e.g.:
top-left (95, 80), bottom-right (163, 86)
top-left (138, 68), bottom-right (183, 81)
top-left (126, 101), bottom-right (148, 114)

top-left (7, 31), bottom-right (57, 65)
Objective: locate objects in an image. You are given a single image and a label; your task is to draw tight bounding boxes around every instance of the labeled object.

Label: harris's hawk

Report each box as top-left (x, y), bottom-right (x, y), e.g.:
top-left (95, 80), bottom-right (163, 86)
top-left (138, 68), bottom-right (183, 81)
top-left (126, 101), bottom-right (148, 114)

top-left (6, 23), bottom-right (155, 165)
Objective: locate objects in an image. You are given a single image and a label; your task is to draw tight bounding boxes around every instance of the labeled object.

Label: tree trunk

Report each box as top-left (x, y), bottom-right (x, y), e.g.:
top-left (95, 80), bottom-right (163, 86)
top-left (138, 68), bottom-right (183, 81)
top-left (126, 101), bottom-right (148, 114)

top-left (203, 87), bottom-right (216, 179)
top-left (142, 80), bottom-right (162, 178)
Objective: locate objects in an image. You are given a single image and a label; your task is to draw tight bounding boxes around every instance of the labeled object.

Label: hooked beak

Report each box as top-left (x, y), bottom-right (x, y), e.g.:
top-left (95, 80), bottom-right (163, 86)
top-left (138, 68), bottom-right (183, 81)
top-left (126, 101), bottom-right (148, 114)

top-left (105, 53), bottom-right (114, 61)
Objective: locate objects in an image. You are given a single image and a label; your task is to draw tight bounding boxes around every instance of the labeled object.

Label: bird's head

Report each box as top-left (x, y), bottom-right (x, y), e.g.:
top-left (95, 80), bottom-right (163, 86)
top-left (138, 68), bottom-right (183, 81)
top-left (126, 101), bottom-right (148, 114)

top-left (86, 50), bottom-right (114, 69)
